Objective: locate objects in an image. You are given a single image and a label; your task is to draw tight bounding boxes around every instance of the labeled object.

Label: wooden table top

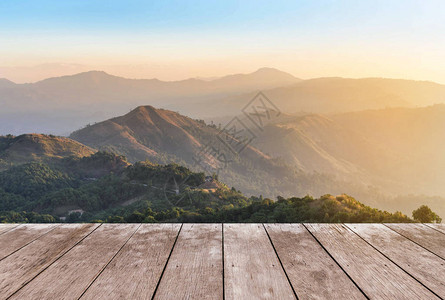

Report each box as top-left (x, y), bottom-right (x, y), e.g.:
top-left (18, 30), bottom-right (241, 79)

top-left (0, 223), bottom-right (444, 299)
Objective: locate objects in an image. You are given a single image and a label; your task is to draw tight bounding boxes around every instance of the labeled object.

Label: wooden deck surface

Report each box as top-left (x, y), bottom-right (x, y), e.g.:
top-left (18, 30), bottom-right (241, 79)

top-left (0, 223), bottom-right (443, 300)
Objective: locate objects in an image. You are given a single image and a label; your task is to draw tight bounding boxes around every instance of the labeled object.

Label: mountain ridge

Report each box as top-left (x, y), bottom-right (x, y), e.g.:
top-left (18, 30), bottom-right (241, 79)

top-left (1, 105), bottom-right (445, 217)
top-left (184, 77), bottom-right (445, 118)
top-left (0, 134), bottom-right (95, 170)
top-left (19, 67), bottom-right (300, 86)
top-left (0, 78), bottom-right (16, 89)
top-left (3, 67), bottom-right (445, 135)
top-left (0, 67), bottom-right (301, 135)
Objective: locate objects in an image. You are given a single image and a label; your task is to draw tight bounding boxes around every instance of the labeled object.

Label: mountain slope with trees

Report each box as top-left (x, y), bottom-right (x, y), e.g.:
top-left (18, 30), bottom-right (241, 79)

top-left (0, 134), bottom-right (94, 171)
top-left (70, 105), bottom-right (345, 199)
top-left (0, 150), bottom-right (422, 224)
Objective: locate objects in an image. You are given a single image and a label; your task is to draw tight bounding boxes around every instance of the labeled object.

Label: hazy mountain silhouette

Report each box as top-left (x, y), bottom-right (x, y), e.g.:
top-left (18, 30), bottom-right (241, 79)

top-left (331, 105), bottom-right (445, 195)
top-left (180, 77), bottom-right (445, 118)
top-left (251, 104), bottom-right (445, 196)
top-left (0, 78), bottom-right (16, 89)
top-left (2, 69), bottom-right (445, 135)
top-left (0, 68), bottom-right (300, 135)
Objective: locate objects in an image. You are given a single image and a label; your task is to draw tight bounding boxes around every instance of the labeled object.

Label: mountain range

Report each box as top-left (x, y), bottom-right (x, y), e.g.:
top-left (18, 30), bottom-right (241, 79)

top-left (1, 68), bottom-right (445, 217)
top-left (0, 68), bottom-right (299, 135)
top-left (254, 105), bottom-right (445, 194)
top-left (2, 68), bottom-right (445, 135)
top-left (68, 104), bottom-right (445, 217)
top-left (69, 105), bottom-right (314, 199)
top-left (177, 77), bottom-right (445, 119)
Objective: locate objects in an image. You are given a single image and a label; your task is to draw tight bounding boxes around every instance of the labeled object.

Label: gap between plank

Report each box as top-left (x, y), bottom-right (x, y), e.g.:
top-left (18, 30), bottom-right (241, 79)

top-left (6, 223), bottom-right (102, 300)
top-left (302, 223), bottom-right (370, 300)
top-left (150, 223), bottom-right (184, 300)
top-left (383, 224), bottom-right (445, 261)
top-left (263, 223), bottom-right (299, 300)
top-left (0, 224), bottom-right (21, 236)
top-left (0, 224), bottom-right (62, 263)
top-left (422, 223), bottom-right (445, 236)
top-left (77, 224), bottom-right (142, 300)
top-left (344, 224), bottom-right (442, 299)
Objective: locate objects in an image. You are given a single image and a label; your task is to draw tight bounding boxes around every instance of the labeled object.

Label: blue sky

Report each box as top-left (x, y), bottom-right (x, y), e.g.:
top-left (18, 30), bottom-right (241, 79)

top-left (1, 0), bottom-right (445, 83)
top-left (1, 0), bottom-right (438, 34)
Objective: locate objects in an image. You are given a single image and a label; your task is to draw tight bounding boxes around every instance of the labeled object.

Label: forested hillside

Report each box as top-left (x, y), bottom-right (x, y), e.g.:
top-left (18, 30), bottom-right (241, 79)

top-left (0, 134), bottom-right (94, 170)
top-left (69, 105), bottom-right (351, 199)
top-left (0, 149), bottom-right (425, 224)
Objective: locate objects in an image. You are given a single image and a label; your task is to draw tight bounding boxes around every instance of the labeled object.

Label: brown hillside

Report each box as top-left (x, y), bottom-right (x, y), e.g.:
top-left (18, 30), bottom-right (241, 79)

top-left (0, 134), bottom-right (95, 169)
top-left (70, 106), bottom-right (209, 162)
top-left (71, 105), bottom-right (271, 167)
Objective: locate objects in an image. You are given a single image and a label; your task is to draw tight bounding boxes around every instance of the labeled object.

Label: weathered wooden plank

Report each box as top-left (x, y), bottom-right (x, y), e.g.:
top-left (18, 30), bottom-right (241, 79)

top-left (9, 224), bottom-right (139, 300)
top-left (423, 223), bottom-right (445, 235)
top-left (347, 223), bottom-right (445, 298)
top-left (0, 224), bottom-right (57, 260)
top-left (305, 223), bottom-right (438, 299)
top-left (0, 224), bottom-right (20, 235)
top-left (0, 223), bottom-right (99, 299)
top-left (224, 223), bottom-right (296, 300)
top-left (81, 224), bottom-right (181, 300)
top-left (265, 224), bottom-right (365, 300)
top-left (385, 223), bottom-right (445, 259)
top-left (153, 223), bottom-right (222, 300)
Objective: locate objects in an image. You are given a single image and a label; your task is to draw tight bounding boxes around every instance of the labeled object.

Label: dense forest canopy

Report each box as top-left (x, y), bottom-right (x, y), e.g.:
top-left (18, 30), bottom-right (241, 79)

top-left (0, 150), bottom-right (439, 224)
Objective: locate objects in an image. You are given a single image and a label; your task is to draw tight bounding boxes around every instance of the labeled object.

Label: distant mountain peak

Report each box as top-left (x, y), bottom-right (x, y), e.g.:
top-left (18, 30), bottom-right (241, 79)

top-left (36, 70), bottom-right (118, 85)
top-left (250, 67), bottom-right (299, 79)
top-left (28, 67), bottom-right (301, 90)
top-left (75, 70), bottom-right (111, 76)
top-left (131, 105), bottom-right (157, 112)
top-left (254, 67), bottom-right (287, 73)
top-left (0, 78), bottom-right (15, 83)
top-left (213, 67), bottom-right (301, 88)
top-left (0, 78), bottom-right (16, 88)
top-left (225, 67), bottom-right (298, 78)
top-left (125, 105), bottom-right (169, 119)
top-left (61, 70), bottom-right (118, 81)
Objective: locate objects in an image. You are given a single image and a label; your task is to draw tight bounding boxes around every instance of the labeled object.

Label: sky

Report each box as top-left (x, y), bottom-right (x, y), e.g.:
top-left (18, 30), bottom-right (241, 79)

top-left (1, 0), bottom-right (445, 83)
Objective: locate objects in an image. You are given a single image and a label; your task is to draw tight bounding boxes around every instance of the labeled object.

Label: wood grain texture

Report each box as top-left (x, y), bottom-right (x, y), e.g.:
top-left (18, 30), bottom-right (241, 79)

top-left (347, 223), bottom-right (445, 298)
top-left (0, 223), bottom-right (99, 299)
top-left (306, 223), bottom-right (438, 299)
top-left (423, 223), bottom-right (445, 235)
top-left (265, 224), bottom-right (365, 300)
top-left (385, 223), bottom-right (445, 259)
top-left (224, 223), bottom-right (296, 300)
top-left (0, 224), bottom-right (20, 235)
top-left (1, 223), bottom-right (443, 299)
top-left (9, 224), bottom-right (139, 300)
top-left (81, 224), bottom-right (180, 300)
top-left (0, 224), bottom-right (57, 260)
top-left (154, 223), bottom-right (223, 300)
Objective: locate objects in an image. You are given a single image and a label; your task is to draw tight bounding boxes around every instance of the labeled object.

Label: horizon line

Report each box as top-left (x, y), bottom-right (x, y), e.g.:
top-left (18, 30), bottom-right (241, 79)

top-left (1, 67), bottom-right (444, 86)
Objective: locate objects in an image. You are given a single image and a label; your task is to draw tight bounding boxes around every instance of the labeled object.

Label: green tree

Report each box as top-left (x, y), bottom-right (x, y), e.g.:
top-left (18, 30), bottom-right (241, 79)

top-left (412, 205), bottom-right (442, 223)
